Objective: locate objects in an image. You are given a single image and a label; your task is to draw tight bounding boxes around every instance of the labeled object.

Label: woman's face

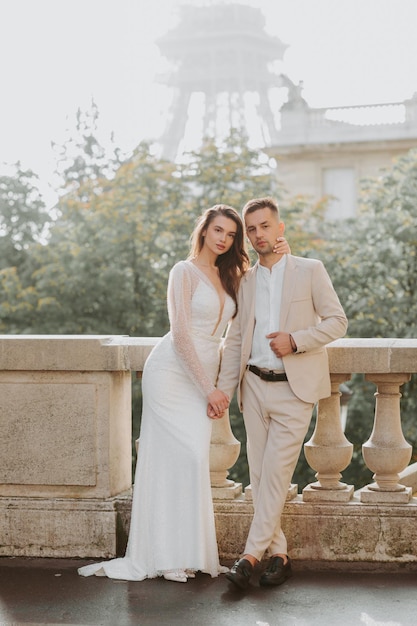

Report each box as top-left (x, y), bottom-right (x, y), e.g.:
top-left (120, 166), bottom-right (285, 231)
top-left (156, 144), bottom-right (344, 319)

top-left (202, 215), bottom-right (238, 256)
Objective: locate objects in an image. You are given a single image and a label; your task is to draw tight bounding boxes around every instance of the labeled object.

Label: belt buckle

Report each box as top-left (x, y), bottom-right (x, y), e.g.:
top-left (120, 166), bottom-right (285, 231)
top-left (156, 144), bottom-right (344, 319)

top-left (261, 369), bottom-right (274, 381)
top-left (265, 369), bottom-right (286, 382)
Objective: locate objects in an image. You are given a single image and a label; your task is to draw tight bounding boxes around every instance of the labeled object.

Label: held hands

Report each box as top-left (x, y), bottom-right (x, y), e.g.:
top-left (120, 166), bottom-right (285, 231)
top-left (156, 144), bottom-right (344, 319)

top-left (266, 331), bottom-right (294, 358)
top-left (207, 389), bottom-right (229, 420)
top-left (273, 237), bottom-right (291, 255)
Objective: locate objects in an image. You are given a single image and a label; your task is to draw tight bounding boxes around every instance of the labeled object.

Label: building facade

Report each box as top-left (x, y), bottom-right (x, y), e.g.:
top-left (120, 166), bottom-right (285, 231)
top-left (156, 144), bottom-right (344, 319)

top-left (268, 92), bottom-right (417, 219)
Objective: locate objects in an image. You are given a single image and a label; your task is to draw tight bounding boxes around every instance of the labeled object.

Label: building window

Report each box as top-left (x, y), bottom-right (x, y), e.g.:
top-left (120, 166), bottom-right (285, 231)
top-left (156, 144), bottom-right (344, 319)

top-left (322, 167), bottom-right (356, 220)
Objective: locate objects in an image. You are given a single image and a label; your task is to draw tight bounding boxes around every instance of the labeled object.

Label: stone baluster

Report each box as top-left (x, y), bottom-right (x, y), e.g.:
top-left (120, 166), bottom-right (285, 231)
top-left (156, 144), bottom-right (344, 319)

top-left (360, 373), bottom-right (412, 503)
top-left (210, 409), bottom-right (242, 499)
top-left (303, 374), bottom-right (354, 502)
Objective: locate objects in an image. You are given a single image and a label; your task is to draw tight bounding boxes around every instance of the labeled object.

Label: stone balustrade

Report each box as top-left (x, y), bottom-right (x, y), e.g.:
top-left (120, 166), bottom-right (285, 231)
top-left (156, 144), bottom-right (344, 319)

top-left (278, 93), bottom-right (417, 146)
top-left (0, 336), bottom-right (416, 566)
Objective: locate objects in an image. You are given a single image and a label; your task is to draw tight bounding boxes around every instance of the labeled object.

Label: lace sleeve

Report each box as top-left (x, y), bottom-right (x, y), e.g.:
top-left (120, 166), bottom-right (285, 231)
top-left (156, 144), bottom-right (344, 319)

top-left (167, 262), bottom-right (216, 399)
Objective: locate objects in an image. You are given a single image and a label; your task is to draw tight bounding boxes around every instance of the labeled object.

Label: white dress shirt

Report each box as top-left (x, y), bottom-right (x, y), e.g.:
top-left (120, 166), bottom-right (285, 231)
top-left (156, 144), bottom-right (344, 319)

top-left (248, 255), bottom-right (287, 372)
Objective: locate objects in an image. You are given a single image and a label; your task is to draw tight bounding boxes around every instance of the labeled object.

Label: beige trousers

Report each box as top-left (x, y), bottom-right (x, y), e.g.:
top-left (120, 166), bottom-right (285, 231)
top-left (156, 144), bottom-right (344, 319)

top-left (242, 369), bottom-right (314, 560)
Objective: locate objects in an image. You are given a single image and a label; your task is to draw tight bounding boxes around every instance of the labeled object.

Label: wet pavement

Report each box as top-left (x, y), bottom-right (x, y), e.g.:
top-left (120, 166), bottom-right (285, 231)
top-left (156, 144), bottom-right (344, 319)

top-left (1, 557), bottom-right (417, 626)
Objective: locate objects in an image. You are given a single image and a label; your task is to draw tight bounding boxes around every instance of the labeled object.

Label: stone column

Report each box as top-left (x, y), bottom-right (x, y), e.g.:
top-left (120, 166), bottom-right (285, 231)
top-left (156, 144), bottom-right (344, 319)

top-left (0, 335), bottom-right (132, 558)
top-left (303, 374), bottom-right (354, 502)
top-left (210, 410), bottom-right (242, 499)
top-left (360, 373), bottom-right (412, 503)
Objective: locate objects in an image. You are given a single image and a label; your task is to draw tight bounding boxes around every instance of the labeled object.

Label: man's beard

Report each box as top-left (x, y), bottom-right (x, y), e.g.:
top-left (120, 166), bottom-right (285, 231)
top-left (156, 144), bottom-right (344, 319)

top-left (255, 243), bottom-right (273, 256)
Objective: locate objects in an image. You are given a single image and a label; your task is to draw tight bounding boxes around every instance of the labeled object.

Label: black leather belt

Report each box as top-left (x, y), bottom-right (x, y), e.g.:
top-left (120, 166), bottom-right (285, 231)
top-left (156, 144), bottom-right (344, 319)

top-left (248, 364), bottom-right (288, 382)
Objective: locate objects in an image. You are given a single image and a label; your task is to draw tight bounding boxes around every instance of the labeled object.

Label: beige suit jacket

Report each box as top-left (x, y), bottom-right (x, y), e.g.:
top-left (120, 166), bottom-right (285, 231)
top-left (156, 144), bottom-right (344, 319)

top-left (217, 255), bottom-right (348, 406)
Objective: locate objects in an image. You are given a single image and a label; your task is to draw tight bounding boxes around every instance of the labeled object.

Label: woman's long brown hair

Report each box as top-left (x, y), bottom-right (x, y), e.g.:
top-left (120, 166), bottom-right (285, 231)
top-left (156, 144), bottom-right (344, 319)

top-left (188, 204), bottom-right (250, 314)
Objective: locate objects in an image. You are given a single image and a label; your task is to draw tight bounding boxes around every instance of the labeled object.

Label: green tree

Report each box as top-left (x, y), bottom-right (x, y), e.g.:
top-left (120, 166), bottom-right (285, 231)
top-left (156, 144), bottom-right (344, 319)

top-left (179, 129), bottom-right (281, 209)
top-left (317, 149), bottom-right (417, 338)
top-left (0, 164), bottom-right (49, 333)
top-left (29, 142), bottom-right (190, 335)
top-left (0, 266), bottom-right (39, 333)
top-left (0, 164), bottom-right (48, 273)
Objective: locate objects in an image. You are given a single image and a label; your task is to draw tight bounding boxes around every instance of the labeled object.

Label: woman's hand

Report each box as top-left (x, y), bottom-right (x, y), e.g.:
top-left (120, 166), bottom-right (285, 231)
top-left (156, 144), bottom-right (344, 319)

top-left (273, 236), bottom-right (291, 255)
top-left (207, 389), bottom-right (229, 419)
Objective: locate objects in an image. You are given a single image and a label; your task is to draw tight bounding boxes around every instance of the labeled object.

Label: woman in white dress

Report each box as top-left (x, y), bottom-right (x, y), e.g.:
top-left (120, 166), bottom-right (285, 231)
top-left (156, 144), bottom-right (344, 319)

top-left (78, 204), bottom-right (289, 583)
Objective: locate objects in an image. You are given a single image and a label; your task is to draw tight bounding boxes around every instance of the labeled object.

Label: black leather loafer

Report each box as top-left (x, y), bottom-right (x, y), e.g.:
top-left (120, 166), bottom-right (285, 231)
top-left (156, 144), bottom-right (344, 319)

top-left (225, 558), bottom-right (253, 589)
top-left (259, 556), bottom-right (292, 587)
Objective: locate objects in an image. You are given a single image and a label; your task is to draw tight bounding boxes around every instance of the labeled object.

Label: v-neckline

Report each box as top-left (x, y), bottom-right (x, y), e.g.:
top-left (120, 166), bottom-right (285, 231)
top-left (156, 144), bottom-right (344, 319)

top-left (189, 261), bottom-right (226, 335)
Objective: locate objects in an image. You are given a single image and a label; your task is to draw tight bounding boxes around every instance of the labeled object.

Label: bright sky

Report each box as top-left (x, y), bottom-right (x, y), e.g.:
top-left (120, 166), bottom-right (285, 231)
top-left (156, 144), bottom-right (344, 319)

top-left (1, 0), bottom-right (416, 199)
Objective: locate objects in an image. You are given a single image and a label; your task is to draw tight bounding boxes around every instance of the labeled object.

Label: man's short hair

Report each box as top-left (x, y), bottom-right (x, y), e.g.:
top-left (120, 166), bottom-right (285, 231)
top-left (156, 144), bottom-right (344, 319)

top-left (242, 197), bottom-right (280, 221)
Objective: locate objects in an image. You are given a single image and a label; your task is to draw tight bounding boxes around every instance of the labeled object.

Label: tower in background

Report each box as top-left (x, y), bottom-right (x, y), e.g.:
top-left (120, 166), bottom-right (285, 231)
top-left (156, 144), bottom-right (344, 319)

top-left (156, 3), bottom-right (287, 160)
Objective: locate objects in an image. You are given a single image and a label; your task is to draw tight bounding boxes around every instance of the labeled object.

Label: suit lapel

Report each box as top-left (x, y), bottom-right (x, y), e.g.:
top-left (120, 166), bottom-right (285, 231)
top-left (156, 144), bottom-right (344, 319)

top-left (241, 264), bottom-right (257, 356)
top-left (280, 255), bottom-right (297, 329)
top-left (242, 264), bottom-right (257, 321)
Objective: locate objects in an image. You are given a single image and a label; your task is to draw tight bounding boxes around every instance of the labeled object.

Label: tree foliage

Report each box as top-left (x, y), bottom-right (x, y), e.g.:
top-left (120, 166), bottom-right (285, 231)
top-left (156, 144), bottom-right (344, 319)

top-left (320, 150), bottom-right (417, 339)
top-left (0, 164), bottom-right (48, 271)
top-left (0, 164), bottom-right (49, 333)
top-left (28, 144), bottom-right (189, 335)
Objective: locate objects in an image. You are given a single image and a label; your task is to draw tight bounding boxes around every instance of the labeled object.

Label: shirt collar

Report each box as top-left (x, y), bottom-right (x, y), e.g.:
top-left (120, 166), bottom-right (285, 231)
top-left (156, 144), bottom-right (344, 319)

top-left (257, 254), bottom-right (287, 274)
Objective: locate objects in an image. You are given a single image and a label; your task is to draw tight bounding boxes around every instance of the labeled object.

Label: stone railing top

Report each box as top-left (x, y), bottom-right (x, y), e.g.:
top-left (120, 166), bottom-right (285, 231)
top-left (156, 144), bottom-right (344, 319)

top-left (106, 336), bottom-right (159, 372)
top-left (275, 97), bottom-right (417, 147)
top-left (327, 338), bottom-right (417, 374)
top-left (0, 336), bottom-right (416, 374)
top-left (0, 335), bottom-right (131, 371)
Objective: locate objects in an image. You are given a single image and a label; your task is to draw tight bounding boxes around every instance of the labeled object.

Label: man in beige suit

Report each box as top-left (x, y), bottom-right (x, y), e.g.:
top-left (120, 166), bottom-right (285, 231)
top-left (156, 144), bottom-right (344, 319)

top-left (213, 197), bottom-right (348, 590)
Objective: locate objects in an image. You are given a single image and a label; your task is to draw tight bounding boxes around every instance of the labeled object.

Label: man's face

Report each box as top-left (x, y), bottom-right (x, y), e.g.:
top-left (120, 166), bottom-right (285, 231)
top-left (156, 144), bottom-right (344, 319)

top-left (244, 207), bottom-right (284, 257)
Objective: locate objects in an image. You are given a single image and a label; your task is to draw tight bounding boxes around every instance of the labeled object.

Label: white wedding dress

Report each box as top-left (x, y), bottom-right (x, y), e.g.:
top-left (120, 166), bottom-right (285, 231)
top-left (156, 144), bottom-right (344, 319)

top-left (78, 261), bottom-right (235, 581)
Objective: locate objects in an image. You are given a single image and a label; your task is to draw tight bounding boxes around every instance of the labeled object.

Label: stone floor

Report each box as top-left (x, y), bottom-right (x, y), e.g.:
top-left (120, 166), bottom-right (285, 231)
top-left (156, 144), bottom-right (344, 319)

top-left (1, 557), bottom-right (417, 626)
